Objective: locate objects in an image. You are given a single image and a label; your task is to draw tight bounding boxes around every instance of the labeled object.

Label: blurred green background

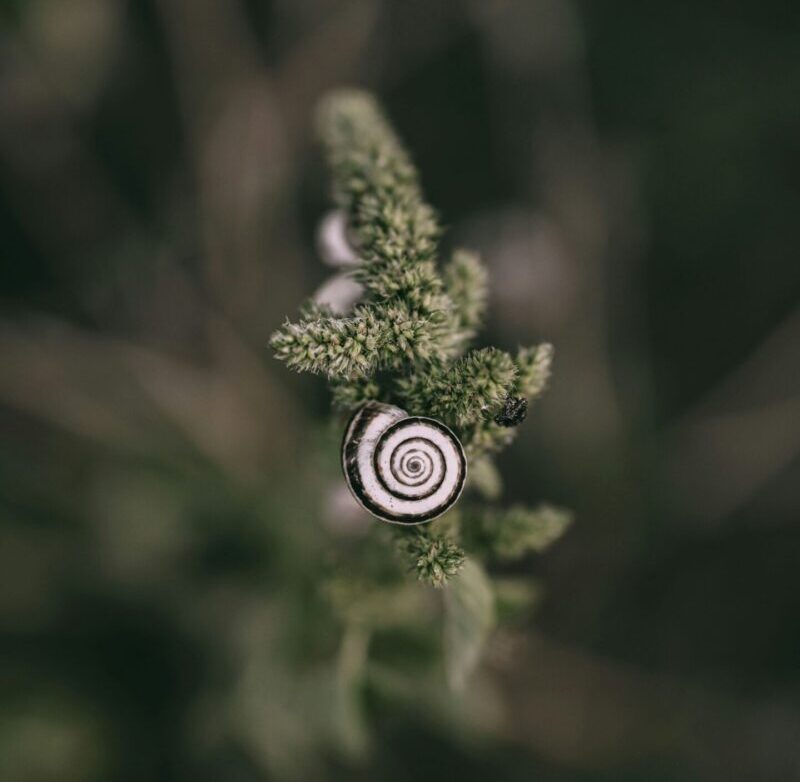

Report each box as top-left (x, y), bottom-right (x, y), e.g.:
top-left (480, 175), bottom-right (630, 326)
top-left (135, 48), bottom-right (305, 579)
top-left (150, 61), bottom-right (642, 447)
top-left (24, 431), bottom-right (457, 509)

top-left (1, 1), bottom-right (799, 780)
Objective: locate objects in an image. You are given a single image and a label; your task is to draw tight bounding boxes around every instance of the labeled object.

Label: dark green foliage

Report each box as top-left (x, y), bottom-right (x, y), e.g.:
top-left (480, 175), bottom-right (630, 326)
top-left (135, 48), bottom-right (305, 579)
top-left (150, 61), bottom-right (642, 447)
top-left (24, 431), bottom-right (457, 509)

top-left (461, 504), bottom-right (574, 561)
top-left (443, 249), bottom-right (489, 344)
top-left (397, 348), bottom-right (518, 429)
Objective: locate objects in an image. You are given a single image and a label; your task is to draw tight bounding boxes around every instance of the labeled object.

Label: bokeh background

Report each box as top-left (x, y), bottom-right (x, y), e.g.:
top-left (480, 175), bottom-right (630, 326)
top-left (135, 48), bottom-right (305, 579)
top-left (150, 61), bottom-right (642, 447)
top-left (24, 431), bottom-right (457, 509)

top-left (1, 1), bottom-right (800, 780)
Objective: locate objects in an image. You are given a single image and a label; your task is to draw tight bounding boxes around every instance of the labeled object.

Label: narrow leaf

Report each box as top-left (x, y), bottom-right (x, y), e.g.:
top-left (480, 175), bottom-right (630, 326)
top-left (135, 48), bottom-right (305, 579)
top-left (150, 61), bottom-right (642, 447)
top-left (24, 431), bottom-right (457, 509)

top-left (443, 559), bottom-right (495, 690)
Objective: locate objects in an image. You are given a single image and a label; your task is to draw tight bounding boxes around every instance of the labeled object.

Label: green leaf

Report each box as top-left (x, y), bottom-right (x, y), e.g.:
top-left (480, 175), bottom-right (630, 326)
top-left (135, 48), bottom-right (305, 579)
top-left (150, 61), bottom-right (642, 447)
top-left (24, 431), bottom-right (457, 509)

top-left (461, 503), bottom-right (573, 560)
top-left (466, 457), bottom-right (503, 500)
top-left (334, 624), bottom-right (371, 759)
top-left (443, 559), bottom-right (495, 690)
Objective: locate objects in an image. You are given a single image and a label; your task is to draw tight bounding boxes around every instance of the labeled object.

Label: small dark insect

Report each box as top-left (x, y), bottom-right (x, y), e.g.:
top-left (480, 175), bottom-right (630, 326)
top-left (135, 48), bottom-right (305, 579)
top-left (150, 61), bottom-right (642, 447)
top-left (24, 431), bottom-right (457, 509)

top-left (494, 395), bottom-right (529, 427)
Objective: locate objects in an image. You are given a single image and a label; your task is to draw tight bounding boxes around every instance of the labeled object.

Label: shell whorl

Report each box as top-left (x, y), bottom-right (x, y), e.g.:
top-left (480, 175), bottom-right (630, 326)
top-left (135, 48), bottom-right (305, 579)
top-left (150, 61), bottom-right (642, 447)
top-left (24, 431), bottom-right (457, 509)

top-left (342, 403), bottom-right (467, 525)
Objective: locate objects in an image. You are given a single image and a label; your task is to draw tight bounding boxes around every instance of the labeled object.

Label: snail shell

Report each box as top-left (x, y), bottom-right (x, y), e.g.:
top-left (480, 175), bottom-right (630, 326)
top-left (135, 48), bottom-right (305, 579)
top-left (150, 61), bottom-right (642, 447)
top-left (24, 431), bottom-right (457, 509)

top-left (312, 210), bottom-right (364, 313)
top-left (317, 210), bottom-right (360, 267)
top-left (342, 402), bottom-right (467, 525)
top-left (312, 272), bottom-right (364, 315)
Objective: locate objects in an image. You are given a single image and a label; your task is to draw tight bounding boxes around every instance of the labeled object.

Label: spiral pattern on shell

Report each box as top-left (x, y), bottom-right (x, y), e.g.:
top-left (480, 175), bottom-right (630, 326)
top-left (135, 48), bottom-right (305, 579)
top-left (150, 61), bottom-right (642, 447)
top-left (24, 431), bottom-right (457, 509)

top-left (342, 403), bottom-right (467, 524)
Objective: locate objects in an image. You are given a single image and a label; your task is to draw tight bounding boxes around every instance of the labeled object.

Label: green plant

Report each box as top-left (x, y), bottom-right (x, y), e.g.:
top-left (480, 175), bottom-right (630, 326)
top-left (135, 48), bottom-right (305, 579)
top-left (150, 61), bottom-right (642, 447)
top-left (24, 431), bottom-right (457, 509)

top-left (270, 90), bottom-right (570, 706)
top-left (272, 89), bottom-right (570, 585)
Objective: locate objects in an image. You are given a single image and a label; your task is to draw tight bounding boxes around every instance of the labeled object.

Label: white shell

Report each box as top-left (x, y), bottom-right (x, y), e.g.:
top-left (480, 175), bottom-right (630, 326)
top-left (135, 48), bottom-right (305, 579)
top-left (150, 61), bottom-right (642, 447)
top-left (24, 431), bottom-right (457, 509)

top-left (342, 403), bottom-right (467, 525)
top-left (317, 209), bottom-right (360, 267)
top-left (312, 273), bottom-right (364, 315)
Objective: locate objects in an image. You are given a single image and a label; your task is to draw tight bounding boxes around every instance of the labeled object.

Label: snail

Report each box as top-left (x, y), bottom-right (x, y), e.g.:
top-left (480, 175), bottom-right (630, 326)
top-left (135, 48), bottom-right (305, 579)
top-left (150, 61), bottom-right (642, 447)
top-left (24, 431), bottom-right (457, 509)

top-left (312, 273), bottom-right (364, 315)
top-left (311, 210), bottom-right (365, 315)
top-left (342, 402), bottom-right (467, 524)
top-left (316, 209), bottom-right (360, 267)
